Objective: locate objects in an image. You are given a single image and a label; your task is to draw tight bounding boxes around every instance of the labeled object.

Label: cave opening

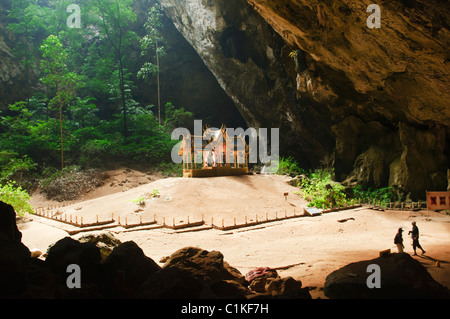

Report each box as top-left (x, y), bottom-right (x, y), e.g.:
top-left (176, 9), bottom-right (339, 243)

top-left (136, 13), bottom-right (248, 132)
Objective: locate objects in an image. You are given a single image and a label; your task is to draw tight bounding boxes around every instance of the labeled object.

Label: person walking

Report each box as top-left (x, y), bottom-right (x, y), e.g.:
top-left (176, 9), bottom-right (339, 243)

top-left (394, 228), bottom-right (405, 253)
top-left (408, 221), bottom-right (426, 255)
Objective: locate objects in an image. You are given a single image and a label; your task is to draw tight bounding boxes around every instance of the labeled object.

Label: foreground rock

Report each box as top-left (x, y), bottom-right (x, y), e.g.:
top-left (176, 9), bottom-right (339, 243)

top-left (0, 201), bottom-right (311, 299)
top-left (0, 201), bottom-right (32, 298)
top-left (162, 247), bottom-right (245, 286)
top-left (142, 247), bottom-right (310, 299)
top-left (101, 241), bottom-right (162, 298)
top-left (248, 270), bottom-right (310, 299)
top-left (324, 252), bottom-right (450, 299)
top-left (78, 232), bottom-right (122, 262)
top-left (45, 237), bottom-right (102, 285)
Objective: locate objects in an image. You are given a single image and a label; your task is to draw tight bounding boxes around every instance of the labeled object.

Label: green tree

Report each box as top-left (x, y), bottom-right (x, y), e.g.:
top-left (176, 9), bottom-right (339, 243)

top-left (91, 0), bottom-right (138, 137)
top-left (138, 4), bottom-right (166, 125)
top-left (3, 0), bottom-right (185, 172)
top-left (40, 35), bottom-right (82, 170)
top-left (7, 0), bottom-right (53, 104)
top-left (163, 102), bottom-right (193, 131)
top-left (0, 181), bottom-right (34, 217)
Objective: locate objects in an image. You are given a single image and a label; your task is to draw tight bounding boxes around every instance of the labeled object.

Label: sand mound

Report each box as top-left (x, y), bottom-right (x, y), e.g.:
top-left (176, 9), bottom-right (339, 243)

top-left (31, 172), bottom-right (306, 226)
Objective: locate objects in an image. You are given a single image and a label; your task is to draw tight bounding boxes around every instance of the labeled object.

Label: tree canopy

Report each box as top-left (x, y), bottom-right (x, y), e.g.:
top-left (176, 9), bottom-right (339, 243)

top-left (1, 0), bottom-right (193, 194)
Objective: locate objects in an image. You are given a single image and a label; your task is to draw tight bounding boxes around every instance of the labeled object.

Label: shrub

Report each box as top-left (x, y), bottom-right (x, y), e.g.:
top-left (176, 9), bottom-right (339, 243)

top-left (276, 156), bottom-right (304, 176)
top-left (0, 152), bottom-right (37, 189)
top-left (300, 169), bottom-right (348, 208)
top-left (79, 139), bottom-right (113, 168)
top-left (352, 185), bottom-right (397, 205)
top-left (157, 162), bottom-right (182, 177)
top-left (130, 196), bottom-right (146, 206)
top-left (0, 181), bottom-right (33, 217)
top-left (39, 166), bottom-right (108, 201)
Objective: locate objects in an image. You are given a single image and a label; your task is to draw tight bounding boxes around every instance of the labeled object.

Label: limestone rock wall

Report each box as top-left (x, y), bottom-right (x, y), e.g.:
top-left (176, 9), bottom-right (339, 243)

top-left (0, 0), bottom-right (27, 108)
top-left (158, 0), bottom-right (449, 199)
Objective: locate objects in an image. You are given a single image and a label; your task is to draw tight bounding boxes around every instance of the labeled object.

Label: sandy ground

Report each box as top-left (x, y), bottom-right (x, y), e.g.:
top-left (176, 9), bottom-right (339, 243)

top-left (19, 169), bottom-right (450, 299)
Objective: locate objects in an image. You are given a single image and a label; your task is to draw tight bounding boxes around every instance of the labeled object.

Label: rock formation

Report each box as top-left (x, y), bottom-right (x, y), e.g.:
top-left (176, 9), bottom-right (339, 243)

top-left (0, 1), bottom-right (27, 108)
top-left (324, 252), bottom-right (450, 299)
top-left (133, 0), bottom-right (247, 128)
top-left (158, 0), bottom-right (449, 199)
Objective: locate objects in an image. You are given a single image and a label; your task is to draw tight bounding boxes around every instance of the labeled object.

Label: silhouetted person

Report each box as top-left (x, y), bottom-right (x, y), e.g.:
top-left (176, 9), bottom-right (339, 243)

top-left (408, 221), bottom-right (425, 255)
top-left (394, 228), bottom-right (404, 253)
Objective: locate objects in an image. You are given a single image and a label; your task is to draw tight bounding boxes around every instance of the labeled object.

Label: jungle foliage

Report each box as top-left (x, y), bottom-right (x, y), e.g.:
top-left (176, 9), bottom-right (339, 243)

top-left (0, 0), bottom-right (193, 195)
top-left (277, 156), bottom-right (399, 208)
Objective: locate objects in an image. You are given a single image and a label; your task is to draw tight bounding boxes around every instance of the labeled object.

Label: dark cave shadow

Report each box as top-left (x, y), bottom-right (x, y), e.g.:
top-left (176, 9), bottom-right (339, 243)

top-left (416, 254), bottom-right (449, 265)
